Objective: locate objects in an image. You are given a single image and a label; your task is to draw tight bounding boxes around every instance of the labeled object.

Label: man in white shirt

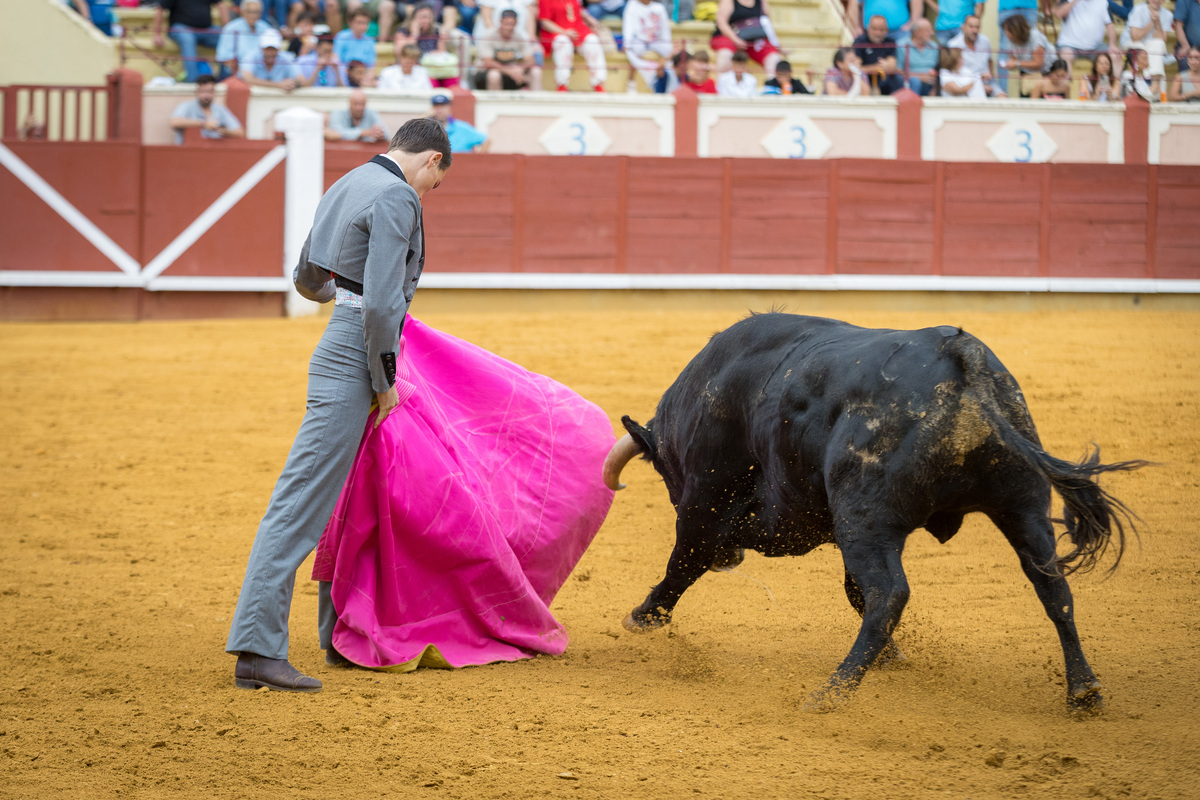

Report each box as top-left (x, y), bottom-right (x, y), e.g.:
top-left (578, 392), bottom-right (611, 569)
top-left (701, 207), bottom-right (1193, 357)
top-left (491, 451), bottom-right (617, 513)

top-left (622, 0), bottom-right (672, 91)
top-left (1055, 0), bottom-right (1121, 71)
top-left (947, 14), bottom-right (1005, 95)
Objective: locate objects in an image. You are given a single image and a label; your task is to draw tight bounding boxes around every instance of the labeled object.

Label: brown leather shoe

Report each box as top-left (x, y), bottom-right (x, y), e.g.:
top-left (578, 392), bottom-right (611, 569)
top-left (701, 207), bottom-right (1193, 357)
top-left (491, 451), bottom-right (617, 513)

top-left (234, 653), bottom-right (322, 692)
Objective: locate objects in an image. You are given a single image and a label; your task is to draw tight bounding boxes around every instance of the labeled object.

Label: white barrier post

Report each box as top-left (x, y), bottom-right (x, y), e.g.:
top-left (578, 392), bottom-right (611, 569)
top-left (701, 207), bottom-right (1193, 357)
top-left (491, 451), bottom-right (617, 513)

top-left (276, 107), bottom-right (325, 317)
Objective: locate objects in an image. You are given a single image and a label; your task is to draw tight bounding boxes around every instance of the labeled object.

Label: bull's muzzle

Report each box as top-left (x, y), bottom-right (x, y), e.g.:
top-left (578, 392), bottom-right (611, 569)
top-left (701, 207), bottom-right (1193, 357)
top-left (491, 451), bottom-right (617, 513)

top-left (602, 434), bottom-right (640, 491)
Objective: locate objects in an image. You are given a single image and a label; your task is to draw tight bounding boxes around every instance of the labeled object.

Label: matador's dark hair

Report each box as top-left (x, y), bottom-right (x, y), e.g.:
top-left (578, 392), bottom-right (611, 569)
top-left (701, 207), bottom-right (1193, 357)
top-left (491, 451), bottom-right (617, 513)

top-left (389, 117), bottom-right (452, 168)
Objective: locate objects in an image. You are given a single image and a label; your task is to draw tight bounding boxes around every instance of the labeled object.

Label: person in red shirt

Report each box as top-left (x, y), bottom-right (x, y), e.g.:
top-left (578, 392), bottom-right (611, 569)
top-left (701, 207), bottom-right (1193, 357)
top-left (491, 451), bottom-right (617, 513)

top-left (538, 0), bottom-right (609, 90)
top-left (682, 49), bottom-right (718, 92)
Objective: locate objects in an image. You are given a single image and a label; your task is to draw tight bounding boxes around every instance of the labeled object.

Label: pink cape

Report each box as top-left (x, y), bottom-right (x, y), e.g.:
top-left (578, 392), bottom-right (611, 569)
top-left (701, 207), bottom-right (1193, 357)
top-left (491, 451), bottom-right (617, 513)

top-left (312, 317), bottom-right (616, 671)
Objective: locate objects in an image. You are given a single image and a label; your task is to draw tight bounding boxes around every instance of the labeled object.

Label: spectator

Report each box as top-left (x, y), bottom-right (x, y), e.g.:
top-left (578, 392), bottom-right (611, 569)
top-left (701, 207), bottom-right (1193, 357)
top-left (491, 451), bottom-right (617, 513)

top-left (335, 7), bottom-right (381, 79)
top-left (997, 13), bottom-right (1053, 94)
top-left (1120, 42), bottom-right (1164, 100)
top-left (997, 0), bottom-right (1039, 78)
top-left (325, 89), bottom-right (389, 140)
top-left (712, 0), bottom-right (781, 76)
top-left (681, 49), bottom-right (718, 91)
top-left (538, 0), bottom-right (609, 91)
top-left (332, 0), bottom-right (399, 41)
top-left (1029, 57), bottom-right (1072, 97)
top-left (169, 74), bottom-right (245, 144)
top-left (472, 10), bottom-right (541, 88)
top-left (287, 10), bottom-right (320, 56)
top-left (763, 59), bottom-right (810, 93)
top-left (1120, 0), bottom-right (1175, 69)
top-left (939, 46), bottom-right (987, 97)
top-left (1177, 0), bottom-right (1200, 70)
top-left (948, 15), bottom-right (1004, 96)
top-left (287, 0), bottom-right (338, 30)
top-left (652, 42), bottom-right (689, 92)
top-left (379, 43), bottom-right (436, 88)
top-left (217, 0), bottom-right (274, 75)
top-left (69, 0), bottom-right (116, 36)
top-left (1055, 0), bottom-right (1120, 71)
top-left (843, 0), bottom-right (924, 40)
top-left (298, 34), bottom-right (349, 84)
top-left (154, 0), bottom-right (229, 83)
top-left (587, 0), bottom-right (626, 20)
top-left (717, 49), bottom-right (759, 95)
top-left (623, 0), bottom-right (673, 91)
top-left (824, 46), bottom-right (864, 95)
top-left (1168, 47), bottom-right (1200, 99)
top-left (241, 28), bottom-right (311, 88)
top-left (853, 14), bottom-right (905, 94)
top-left (1079, 51), bottom-right (1119, 98)
top-left (457, 0), bottom-right (480, 33)
top-left (430, 92), bottom-right (489, 151)
top-left (934, 0), bottom-right (980, 46)
top-left (901, 18), bottom-right (940, 94)
top-left (395, 3), bottom-right (449, 53)
top-left (346, 58), bottom-right (376, 84)
top-left (476, 0), bottom-right (538, 41)
top-left (258, 0), bottom-right (291, 28)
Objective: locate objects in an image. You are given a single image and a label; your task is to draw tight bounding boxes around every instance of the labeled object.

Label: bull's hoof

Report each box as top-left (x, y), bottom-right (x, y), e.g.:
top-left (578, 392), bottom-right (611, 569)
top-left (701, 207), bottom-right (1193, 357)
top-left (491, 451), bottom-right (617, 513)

top-left (708, 547), bottom-right (746, 573)
top-left (622, 609), bottom-right (670, 633)
top-left (1067, 681), bottom-right (1104, 715)
top-left (874, 640), bottom-right (907, 669)
top-left (802, 680), bottom-right (856, 714)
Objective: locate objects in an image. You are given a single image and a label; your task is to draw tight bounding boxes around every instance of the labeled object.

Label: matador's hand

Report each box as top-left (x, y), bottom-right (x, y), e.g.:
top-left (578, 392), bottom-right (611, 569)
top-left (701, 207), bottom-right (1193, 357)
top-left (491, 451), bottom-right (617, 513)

top-left (374, 386), bottom-right (400, 428)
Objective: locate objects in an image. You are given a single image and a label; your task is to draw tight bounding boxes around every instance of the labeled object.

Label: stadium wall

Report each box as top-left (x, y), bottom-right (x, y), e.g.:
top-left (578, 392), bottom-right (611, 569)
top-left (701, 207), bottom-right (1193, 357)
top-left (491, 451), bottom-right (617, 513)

top-left (0, 0), bottom-right (116, 87)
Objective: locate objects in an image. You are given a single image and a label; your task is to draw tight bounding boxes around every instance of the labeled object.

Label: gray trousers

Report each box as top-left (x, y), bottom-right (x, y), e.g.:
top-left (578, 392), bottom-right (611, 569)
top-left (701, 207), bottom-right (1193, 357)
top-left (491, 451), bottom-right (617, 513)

top-left (226, 305), bottom-right (376, 660)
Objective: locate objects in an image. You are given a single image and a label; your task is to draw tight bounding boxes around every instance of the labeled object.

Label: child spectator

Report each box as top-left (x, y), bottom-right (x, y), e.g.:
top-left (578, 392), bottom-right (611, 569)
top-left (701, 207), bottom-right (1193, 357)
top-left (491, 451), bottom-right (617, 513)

top-left (682, 49), bottom-right (718, 92)
top-left (824, 47), bottom-right (864, 96)
top-left (623, 0), bottom-right (673, 92)
top-left (297, 35), bottom-right (349, 85)
top-left (288, 11), bottom-right (320, 56)
top-left (939, 46), bottom-right (987, 98)
top-left (378, 43), bottom-right (436, 89)
top-left (763, 58), bottom-right (810, 94)
top-left (717, 50), bottom-right (759, 96)
top-left (335, 7), bottom-right (380, 76)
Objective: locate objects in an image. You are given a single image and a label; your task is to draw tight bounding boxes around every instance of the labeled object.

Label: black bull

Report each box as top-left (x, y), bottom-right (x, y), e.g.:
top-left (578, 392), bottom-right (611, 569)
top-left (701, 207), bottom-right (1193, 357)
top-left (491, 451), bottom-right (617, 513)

top-left (603, 313), bottom-right (1145, 712)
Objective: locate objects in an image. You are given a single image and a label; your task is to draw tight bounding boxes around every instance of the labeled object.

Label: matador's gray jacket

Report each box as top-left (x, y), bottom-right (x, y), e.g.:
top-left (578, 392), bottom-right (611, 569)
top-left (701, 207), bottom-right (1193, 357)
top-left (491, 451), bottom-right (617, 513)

top-left (293, 155), bottom-right (424, 393)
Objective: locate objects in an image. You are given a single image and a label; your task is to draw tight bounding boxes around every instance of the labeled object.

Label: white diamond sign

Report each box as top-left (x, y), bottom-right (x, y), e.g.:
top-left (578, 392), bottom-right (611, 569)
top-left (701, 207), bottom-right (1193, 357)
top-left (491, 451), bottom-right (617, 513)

top-left (761, 114), bottom-right (832, 160)
top-left (538, 115), bottom-right (612, 156)
top-left (987, 120), bottom-right (1058, 163)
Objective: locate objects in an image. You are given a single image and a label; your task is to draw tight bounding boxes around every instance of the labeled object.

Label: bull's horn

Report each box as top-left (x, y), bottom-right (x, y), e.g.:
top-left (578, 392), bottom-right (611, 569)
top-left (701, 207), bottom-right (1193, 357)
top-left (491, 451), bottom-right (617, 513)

top-left (602, 434), bottom-right (640, 491)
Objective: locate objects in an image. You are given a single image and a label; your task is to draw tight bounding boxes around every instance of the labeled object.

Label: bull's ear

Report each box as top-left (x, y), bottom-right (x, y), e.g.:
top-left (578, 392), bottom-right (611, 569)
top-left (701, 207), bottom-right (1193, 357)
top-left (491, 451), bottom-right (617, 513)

top-left (621, 415), bottom-right (657, 460)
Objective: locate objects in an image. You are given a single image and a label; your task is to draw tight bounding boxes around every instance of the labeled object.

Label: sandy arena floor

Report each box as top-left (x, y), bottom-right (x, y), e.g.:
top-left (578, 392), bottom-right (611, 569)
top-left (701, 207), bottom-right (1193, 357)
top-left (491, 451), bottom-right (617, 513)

top-left (1, 303), bottom-right (1197, 799)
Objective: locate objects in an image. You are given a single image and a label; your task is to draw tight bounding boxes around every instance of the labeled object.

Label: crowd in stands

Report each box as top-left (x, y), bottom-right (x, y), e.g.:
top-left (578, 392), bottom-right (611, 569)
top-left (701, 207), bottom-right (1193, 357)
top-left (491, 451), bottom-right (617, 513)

top-left (80, 0), bottom-right (1196, 136)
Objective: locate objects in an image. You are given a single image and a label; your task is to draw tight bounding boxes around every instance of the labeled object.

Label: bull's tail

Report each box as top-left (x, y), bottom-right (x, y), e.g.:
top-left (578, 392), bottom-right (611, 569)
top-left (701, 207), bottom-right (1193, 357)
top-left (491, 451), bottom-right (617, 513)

top-left (948, 333), bottom-right (1149, 576)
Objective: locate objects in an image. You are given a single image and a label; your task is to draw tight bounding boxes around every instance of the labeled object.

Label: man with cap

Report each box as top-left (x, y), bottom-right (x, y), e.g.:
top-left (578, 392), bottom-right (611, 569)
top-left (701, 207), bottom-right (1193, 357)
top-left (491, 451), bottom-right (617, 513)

top-left (241, 29), bottom-right (313, 91)
top-left (226, 117), bottom-right (453, 692)
top-left (429, 93), bottom-right (490, 152)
